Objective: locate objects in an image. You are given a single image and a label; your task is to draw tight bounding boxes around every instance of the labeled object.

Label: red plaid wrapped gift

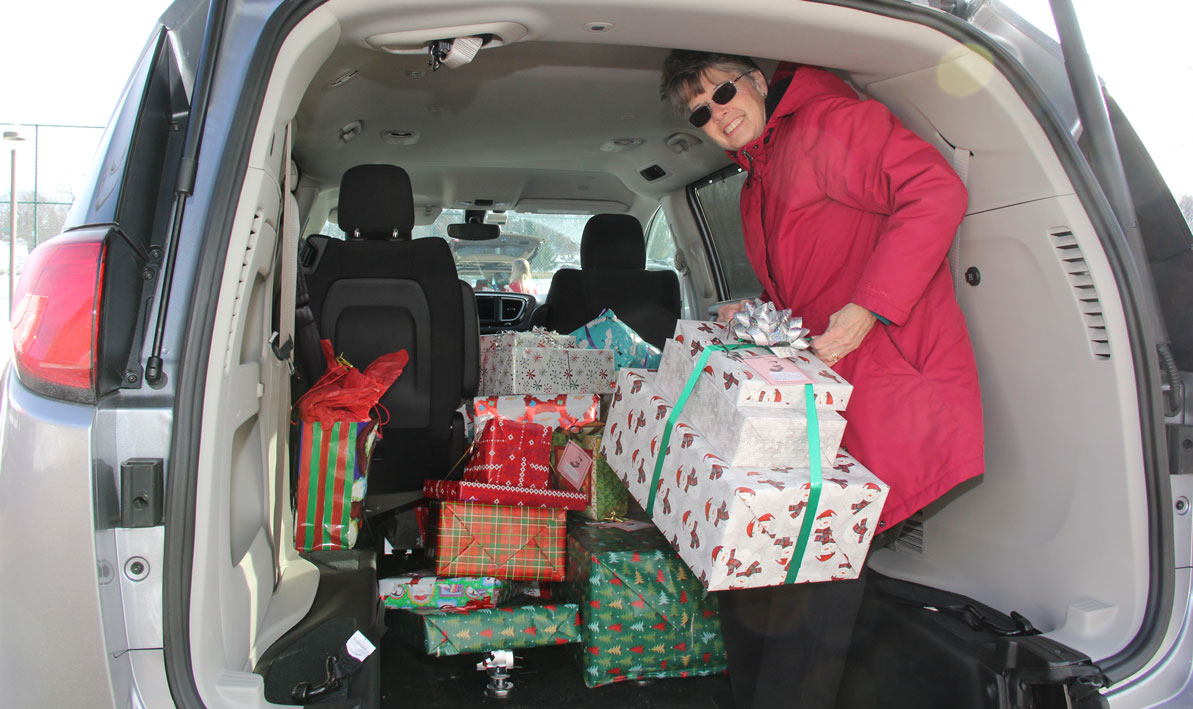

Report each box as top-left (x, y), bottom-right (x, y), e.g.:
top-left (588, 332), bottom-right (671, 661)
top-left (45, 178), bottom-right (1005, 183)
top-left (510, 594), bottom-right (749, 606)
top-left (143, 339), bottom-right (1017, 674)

top-left (463, 418), bottom-right (552, 489)
top-left (433, 501), bottom-right (567, 581)
top-left (424, 479), bottom-right (587, 510)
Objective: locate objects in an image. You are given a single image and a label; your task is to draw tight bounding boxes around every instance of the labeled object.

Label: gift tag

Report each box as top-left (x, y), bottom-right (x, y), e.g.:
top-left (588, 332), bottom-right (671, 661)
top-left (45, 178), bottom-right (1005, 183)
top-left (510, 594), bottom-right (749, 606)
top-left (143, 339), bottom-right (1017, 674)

top-left (744, 354), bottom-right (813, 384)
top-left (556, 440), bottom-right (593, 491)
top-left (345, 630), bottom-right (376, 662)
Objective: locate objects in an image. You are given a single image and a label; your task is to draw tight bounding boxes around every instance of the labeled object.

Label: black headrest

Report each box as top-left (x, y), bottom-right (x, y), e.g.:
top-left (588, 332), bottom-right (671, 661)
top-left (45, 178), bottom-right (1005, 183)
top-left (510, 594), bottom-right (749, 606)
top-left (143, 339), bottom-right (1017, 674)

top-left (580, 214), bottom-right (645, 269)
top-left (338, 164), bottom-right (415, 239)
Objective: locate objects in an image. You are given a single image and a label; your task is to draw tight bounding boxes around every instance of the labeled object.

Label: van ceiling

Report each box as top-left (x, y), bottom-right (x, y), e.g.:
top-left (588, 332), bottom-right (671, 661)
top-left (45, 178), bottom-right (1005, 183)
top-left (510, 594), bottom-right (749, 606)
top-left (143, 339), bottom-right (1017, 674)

top-left (296, 0), bottom-right (966, 212)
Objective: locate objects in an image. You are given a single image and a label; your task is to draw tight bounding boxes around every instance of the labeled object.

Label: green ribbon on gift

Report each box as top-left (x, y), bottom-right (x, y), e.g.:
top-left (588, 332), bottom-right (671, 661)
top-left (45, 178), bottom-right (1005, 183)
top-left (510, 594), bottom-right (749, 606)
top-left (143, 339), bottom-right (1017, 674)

top-left (646, 343), bottom-right (749, 516)
top-left (785, 383), bottom-right (822, 584)
top-left (644, 341), bottom-right (822, 586)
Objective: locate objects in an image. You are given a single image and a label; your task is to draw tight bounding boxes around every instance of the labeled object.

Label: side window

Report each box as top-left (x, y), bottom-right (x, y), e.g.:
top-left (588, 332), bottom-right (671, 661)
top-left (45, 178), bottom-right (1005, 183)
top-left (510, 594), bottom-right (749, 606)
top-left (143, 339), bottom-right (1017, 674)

top-left (644, 208), bottom-right (678, 274)
top-left (691, 168), bottom-right (762, 299)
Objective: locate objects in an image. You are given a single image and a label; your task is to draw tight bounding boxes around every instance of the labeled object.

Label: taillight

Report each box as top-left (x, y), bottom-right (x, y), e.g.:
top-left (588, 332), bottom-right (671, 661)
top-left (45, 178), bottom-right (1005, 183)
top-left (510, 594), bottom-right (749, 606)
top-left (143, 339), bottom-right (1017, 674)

top-left (10, 230), bottom-right (106, 403)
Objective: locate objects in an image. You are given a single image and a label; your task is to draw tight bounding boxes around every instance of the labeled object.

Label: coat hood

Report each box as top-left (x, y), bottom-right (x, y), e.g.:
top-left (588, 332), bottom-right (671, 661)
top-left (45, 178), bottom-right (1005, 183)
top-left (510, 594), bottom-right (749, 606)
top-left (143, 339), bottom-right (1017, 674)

top-left (730, 62), bottom-right (860, 168)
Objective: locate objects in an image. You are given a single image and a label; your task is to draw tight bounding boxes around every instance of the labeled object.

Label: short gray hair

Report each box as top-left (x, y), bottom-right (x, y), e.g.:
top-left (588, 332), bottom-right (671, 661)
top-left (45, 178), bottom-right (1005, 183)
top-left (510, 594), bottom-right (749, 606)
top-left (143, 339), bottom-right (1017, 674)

top-left (659, 50), bottom-right (763, 114)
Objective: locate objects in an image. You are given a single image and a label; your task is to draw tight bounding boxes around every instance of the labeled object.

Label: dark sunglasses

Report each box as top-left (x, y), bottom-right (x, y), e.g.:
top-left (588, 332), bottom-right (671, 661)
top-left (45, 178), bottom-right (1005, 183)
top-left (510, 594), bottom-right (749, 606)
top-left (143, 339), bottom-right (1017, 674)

top-left (688, 71), bottom-right (754, 128)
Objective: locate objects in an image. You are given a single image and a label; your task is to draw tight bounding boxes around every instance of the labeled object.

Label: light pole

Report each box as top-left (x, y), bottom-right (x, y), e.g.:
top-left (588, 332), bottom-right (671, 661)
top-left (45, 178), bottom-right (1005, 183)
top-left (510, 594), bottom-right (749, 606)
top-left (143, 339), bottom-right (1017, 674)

top-left (3, 130), bottom-right (25, 318)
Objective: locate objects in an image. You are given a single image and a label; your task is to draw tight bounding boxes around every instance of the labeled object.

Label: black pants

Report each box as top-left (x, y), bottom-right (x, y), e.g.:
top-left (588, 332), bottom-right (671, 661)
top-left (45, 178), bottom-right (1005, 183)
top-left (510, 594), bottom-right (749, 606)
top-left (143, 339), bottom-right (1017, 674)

top-left (717, 570), bottom-right (868, 708)
top-left (716, 524), bottom-right (900, 709)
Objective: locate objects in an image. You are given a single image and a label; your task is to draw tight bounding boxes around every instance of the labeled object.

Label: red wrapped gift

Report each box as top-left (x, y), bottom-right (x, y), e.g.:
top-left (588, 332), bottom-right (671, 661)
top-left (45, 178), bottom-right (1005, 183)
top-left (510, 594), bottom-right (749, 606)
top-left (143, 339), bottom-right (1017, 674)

top-left (424, 479), bottom-right (587, 511)
top-left (463, 418), bottom-right (553, 489)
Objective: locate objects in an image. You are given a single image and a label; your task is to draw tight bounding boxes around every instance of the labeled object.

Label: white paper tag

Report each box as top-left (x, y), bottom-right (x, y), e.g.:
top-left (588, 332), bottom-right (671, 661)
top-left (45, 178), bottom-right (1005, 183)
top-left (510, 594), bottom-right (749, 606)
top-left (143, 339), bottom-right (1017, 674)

top-left (345, 630), bottom-right (376, 662)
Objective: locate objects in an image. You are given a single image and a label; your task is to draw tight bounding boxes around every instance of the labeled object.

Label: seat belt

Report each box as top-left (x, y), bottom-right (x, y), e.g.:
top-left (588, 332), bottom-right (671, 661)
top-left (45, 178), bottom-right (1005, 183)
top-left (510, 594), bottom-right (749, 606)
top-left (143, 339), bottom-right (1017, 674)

top-left (947, 146), bottom-right (972, 292)
top-left (272, 122), bottom-right (300, 579)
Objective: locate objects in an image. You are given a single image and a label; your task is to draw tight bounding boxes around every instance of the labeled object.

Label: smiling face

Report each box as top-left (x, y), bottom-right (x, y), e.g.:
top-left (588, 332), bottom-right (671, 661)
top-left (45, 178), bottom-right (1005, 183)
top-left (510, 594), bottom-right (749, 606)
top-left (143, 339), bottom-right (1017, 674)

top-left (687, 68), bottom-right (768, 151)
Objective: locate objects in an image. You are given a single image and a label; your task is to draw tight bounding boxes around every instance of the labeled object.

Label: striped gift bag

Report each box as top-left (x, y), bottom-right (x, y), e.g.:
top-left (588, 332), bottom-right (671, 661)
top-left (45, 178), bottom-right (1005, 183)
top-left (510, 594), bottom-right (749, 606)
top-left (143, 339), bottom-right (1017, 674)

top-left (294, 420), bottom-right (377, 551)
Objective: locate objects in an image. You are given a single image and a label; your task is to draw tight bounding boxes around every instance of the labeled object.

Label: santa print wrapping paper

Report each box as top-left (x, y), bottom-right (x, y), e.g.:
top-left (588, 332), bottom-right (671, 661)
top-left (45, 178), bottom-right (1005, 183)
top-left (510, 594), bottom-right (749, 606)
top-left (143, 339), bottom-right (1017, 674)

top-left (395, 600), bottom-right (581, 657)
top-left (550, 427), bottom-right (629, 521)
top-left (671, 320), bottom-right (852, 411)
top-left (654, 339), bottom-right (847, 468)
top-left (479, 331), bottom-right (616, 396)
top-left (463, 418), bottom-right (553, 489)
top-left (433, 501), bottom-right (567, 581)
top-left (423, 479), bottom-right (588, 511)
top-left (600, 369), bottom-right (888, 590)
top-left (565, 517), bottom-right (727, 687)
top-left (471, 393), bottom-right (601, 437)
top-left (378, 572), bottom-right (517, 610)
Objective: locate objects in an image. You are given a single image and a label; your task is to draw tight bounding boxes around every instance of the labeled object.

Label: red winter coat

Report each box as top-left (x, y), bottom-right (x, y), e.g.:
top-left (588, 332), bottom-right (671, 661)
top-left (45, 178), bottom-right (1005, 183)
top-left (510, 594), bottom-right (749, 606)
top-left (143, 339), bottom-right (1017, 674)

top-left (730, 65), bottom-right (984, 530)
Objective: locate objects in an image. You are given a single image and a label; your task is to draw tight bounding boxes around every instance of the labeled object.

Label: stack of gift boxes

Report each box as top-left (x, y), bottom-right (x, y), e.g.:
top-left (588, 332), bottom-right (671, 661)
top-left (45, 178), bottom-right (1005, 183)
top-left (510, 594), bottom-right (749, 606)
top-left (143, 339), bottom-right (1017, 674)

top-left (600, 312), bottom-right (891, 591)
top-left (382, 306), bottom-right (893, 688)
top-left (384, 316), bottom-right (731, 686)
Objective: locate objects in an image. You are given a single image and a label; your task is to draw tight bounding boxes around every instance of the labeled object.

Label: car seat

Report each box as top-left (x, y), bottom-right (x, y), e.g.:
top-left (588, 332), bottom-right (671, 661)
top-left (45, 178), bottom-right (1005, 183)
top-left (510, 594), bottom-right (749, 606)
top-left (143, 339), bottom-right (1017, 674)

top-left (302, 164), bottom-right (478, 493)
top-left (533, 213), bottom-right (681, 348)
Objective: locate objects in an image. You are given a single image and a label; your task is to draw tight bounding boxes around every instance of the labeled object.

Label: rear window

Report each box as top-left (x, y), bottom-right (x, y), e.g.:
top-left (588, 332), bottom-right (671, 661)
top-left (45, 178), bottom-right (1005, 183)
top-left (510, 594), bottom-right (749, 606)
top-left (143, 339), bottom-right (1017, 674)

top-left (315, 209), bottom-right (589, 295)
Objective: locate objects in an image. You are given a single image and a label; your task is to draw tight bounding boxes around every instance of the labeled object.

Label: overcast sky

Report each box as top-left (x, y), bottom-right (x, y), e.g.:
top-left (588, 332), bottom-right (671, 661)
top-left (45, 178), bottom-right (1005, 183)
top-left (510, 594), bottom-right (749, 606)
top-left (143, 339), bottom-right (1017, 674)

top-left (0, 0), bottom-right (1190, 199)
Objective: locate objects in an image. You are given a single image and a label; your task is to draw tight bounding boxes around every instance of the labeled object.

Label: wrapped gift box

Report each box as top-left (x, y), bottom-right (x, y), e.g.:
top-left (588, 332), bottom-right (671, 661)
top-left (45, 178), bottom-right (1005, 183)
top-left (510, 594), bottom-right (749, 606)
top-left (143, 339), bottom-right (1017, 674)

top-left (479, 331), bottom-right (616, 396)
top-left (433, 501), bottom-right (567, 581)
top-left (471, 394), bottom-right (601, 439)
top-left (550, 427), bottom-right (628, 521)
top-left (601, 369), bottom-right (888, 590)
top-left (424, 479), bottom-right (587, 511)
top-left (653, 339), bottom-right (846, 468)
top-left (670, 320), bottom-right (852, 411)
top-left (565, 517), bottom-right (728, 687)
top-left (396, 600), bottom-right (580, 657)
top-left (570, 309), bottom-right (662, 369)
top-left (463, 418), bottom-right (553, 489)
top-left (379, 572), bottom-right (517, 610)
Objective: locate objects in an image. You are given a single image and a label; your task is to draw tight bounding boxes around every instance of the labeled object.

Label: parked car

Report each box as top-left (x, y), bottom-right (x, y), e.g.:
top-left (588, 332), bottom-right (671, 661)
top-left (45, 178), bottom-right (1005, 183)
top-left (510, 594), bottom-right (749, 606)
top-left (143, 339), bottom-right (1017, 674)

top-left (3, 0), bottom-right (1191, 707)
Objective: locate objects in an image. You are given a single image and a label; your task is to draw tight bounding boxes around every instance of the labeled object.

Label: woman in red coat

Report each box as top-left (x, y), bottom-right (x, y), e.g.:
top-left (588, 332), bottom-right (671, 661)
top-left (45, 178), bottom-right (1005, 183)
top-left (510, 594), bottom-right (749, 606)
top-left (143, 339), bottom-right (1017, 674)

top-left (661, 50), bottom-right (984, 707)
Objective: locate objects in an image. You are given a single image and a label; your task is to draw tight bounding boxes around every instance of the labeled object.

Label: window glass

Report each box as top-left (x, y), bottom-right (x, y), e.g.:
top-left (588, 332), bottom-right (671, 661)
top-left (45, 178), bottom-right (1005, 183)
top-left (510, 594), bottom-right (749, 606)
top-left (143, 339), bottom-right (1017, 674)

top-left (315, 209), bottom-right (588, 296)
top-left (644, 208), bottom-right (679, 274)
top-left (691, 169), bottom-right (761, 298)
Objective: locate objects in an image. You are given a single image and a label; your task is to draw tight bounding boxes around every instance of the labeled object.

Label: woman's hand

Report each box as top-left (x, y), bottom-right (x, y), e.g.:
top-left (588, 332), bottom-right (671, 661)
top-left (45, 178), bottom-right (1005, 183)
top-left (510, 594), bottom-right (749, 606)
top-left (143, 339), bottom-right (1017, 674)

top-left (811, 303), bottom-right (877, 365)
top-left (715, 300), bottom-right (750, 324)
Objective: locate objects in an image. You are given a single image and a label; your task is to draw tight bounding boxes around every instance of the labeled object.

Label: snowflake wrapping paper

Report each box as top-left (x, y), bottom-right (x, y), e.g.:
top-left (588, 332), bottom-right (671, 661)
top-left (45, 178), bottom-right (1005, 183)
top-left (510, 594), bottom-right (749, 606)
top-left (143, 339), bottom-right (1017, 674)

top-left (670, 319), bottom-right (852, 411)
top-left (479, 331), bottom-right (615, 396)
top-left (600, 369), bottom-right (888, 590)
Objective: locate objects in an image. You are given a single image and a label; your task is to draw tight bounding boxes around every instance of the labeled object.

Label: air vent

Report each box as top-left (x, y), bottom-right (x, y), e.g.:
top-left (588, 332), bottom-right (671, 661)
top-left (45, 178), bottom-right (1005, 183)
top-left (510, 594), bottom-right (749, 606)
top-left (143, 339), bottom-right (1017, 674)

top-left (499, 297), bottom-right (525, 322)
top-left (1050, 229), bottom-right (1111, 360)
top-left (889, 512), bottom-right (924, 557)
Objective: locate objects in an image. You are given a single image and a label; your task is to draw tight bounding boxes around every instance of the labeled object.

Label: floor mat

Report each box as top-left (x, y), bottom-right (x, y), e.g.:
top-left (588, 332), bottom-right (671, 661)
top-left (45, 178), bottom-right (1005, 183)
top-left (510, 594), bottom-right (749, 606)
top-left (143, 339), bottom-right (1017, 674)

top-left (380, 611), bottom-right (736, 708)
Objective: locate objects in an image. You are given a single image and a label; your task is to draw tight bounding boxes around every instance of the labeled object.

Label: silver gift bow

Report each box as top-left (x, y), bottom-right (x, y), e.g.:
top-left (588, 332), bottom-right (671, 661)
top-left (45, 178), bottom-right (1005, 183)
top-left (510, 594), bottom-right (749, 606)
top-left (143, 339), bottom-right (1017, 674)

top-left (729, 300), bottom-right (811, 352)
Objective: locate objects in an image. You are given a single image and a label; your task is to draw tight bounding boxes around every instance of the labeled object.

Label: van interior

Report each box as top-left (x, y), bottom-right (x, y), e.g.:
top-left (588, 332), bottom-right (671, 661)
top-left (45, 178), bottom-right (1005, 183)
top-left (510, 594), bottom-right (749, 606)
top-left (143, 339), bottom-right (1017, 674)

top-left (175, 0), bottom-right (1185, 706)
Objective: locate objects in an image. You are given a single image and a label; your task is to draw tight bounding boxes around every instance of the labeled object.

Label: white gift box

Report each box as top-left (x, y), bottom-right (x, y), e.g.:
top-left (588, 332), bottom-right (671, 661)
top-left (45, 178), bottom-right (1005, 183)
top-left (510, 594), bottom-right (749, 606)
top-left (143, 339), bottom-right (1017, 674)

top-left (600, 369), bottom-right (888, 590)
top-left (479, 331), bottom-right (616, 396)
top-left (654, 339), bottom-right (846, 467)
top-left (670, 320), bottom-right (852, 411)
